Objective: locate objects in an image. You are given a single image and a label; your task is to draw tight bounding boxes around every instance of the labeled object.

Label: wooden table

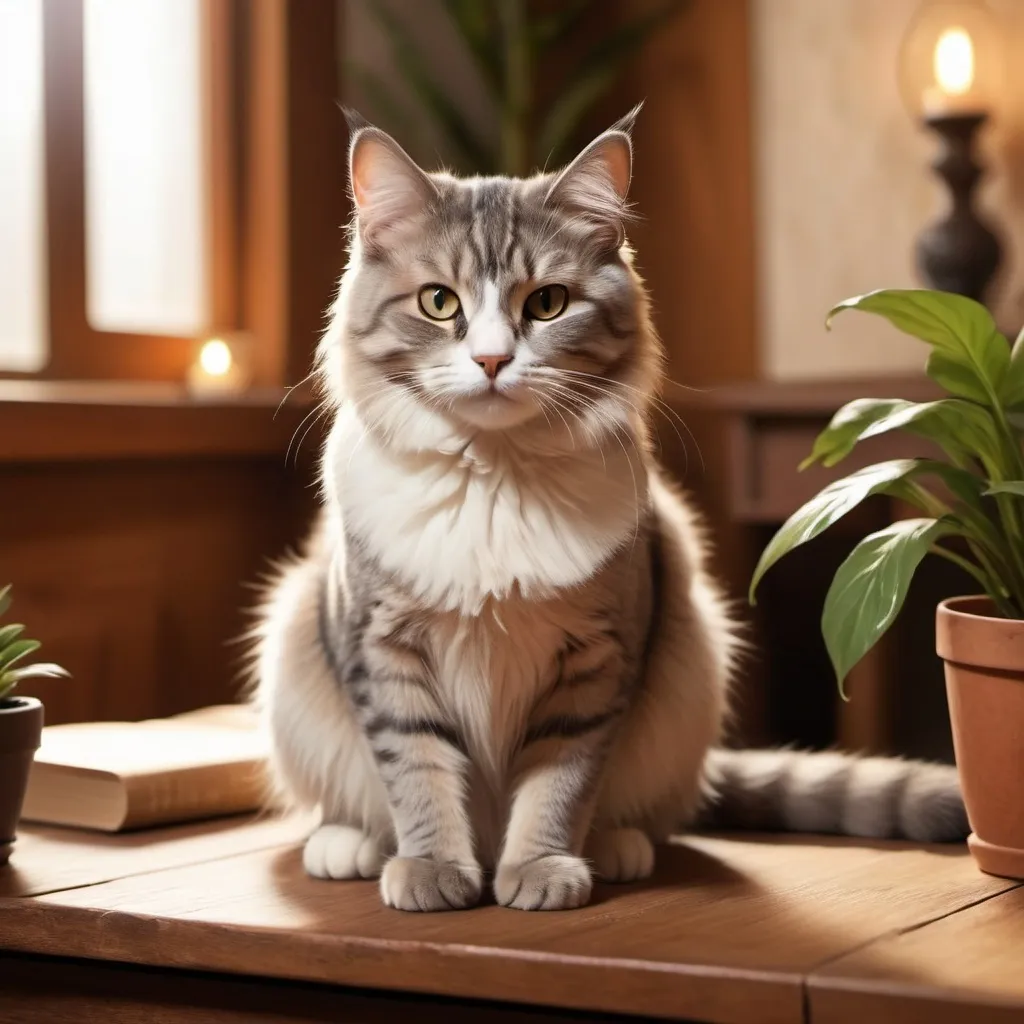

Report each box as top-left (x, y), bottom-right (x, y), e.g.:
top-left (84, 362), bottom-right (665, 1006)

top-left (0, 814), bottom-right (1022, 1023)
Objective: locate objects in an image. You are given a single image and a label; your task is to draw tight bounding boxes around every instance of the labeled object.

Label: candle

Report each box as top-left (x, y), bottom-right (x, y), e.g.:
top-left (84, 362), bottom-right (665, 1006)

top-left (922, 26), bottom-right (983, 117)
top-left (187, 336), bottom-right (250, 394)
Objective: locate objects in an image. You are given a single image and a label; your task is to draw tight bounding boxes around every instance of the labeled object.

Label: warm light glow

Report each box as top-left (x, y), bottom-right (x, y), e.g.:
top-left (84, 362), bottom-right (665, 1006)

top-left (934, 26), bottom-right (974, 95)
top-left (198, 339), bottom-right (232, 377)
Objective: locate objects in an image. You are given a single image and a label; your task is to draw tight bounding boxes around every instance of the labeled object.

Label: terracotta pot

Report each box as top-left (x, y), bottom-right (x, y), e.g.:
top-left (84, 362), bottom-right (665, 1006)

top-left (937, 596), bottom-right (1024, 880)
top-left (0, 696), bottom-right (44, 867)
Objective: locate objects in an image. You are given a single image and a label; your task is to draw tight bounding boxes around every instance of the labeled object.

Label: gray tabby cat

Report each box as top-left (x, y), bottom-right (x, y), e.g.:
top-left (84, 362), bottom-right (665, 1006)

top-left (253, 109), bottom-right (966, 912)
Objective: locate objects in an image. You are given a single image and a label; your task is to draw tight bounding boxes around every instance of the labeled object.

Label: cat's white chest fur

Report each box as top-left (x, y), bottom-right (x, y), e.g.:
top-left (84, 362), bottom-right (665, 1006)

top-left (326, 406), bottom-right (644, 614)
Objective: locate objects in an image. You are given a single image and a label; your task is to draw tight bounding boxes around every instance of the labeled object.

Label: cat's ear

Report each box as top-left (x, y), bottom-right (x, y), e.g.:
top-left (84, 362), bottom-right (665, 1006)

top-left (545, 105), bottom-right (640, 249)
top-left (347, 115), bottom-right (437, 250)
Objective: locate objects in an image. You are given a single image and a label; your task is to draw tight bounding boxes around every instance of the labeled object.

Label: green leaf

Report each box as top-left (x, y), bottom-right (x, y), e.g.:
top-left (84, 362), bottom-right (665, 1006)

top-left (827, 290), bottom-right (1009, 405)
top-left (985, 481), bottom-right (1024, 497)
top-left (823, 518), bottom-right (956, 695)
top-left (539, 0), bottom-right (687, 164)
top-left (0, 585), bottom-right (11, 618)
top-left (1002, 326), bottom-right (1024, 408)
top-left (750, 458), bottom-right (975, 603)
top-left (6, 663), bottom-right (69, 682)
top-left (367, 0), bottom-right (491, 171)
top-left (440, 0), bottom-right (501, 94)
top-left (801, 397), bottom-right (1002, 472)
top-left (0, 638), bottom-right (40, 673)
top-left (533, 0), bottom-right (594, 49)
top-left (343, 62), bottom-right (420, 148)
top-left (0, 623), bottom-right (25, 651)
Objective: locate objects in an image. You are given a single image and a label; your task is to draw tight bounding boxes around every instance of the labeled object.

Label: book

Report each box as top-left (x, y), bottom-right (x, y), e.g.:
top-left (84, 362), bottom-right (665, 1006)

top-left (21, 704), bottom-right (269, 832)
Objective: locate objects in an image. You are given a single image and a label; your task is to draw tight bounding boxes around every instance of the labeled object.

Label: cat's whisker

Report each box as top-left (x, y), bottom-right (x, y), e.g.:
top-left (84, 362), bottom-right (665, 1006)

top-left (558, 369), bottom-right (705, 476)
top-left (286, 399), bottom-right (328, 466)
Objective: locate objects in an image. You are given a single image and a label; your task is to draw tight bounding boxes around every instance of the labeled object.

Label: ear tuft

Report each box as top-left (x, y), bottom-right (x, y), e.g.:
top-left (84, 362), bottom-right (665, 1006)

top-left (609, 101), bottom-right (644, 138)
top-left (545, 113), bottom-right (638, 249)
top-left (349, 127), bottom-right (436, 251)
top-left (342, 106), bottom-right (371, 134)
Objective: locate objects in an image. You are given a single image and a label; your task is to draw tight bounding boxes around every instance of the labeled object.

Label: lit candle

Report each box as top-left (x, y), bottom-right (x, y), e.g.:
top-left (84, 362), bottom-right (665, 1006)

top-left (187, 336), bottom-right (249, 394)
top-left (922, 26), bottom-right (983, 117)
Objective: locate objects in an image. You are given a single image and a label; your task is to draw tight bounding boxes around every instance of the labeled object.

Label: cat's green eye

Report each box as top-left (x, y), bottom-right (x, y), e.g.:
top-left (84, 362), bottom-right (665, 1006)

top-left (524, 285), bottom-right (568, 321)
top-left (418, 285), bottom-right (461, 321)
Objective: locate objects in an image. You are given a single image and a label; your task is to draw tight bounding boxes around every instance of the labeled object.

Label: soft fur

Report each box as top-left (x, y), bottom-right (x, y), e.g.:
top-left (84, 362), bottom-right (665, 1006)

top-left (251, 110), bottom-right (967, 913)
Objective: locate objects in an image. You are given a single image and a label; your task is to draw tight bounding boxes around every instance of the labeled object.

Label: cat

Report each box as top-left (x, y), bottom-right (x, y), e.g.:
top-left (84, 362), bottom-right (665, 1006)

top-left (251, 108), bottom-right (967, 912)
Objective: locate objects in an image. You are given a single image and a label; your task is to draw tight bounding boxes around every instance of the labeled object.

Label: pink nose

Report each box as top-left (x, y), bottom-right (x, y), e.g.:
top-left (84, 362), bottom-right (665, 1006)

top-left (474, 354), bottom-right (513, 379)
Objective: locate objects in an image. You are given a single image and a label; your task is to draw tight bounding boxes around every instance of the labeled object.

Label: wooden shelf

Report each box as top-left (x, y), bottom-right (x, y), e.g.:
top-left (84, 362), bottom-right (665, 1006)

top-left (0, 380), bottom-right (319, 462)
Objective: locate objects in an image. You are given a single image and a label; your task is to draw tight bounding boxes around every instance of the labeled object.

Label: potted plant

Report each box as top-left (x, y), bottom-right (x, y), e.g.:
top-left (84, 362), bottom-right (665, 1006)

top-left (0, 585), bottom-right (67, 866)
top-left (750, 289), bottom-right (1024, 880)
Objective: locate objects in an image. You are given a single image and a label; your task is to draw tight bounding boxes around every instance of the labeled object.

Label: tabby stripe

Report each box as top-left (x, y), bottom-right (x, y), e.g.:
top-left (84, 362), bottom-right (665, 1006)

top-left (523, 708), bottom-right (621, 746)
top-left (365, 713), bottom-right (466, 755)
top-left (316, 571), bottom-right (343, 684)
top-left (350, 291), bottom-right (413, 339)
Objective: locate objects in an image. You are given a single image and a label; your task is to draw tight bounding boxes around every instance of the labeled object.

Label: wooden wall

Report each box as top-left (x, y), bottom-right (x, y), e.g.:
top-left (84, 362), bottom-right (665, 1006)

top-left (625, 0), bottom-right (760, 594)
top-left (1, 395), bottom-right (320, 726)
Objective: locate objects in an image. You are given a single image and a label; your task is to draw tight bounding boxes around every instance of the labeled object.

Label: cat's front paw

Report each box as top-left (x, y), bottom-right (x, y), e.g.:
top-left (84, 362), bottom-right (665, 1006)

top-left (586, 827), bottom-right (655, 882)
top-left (303, 824), bottom-right (386, 880)
top-left (380, 856), bottom-right (483, 912)
top-left (494, 854), bottom-right (592, 910)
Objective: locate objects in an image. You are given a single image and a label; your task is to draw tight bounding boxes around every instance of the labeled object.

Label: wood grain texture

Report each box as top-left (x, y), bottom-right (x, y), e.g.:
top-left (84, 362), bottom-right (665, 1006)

top-left (0, 444), bottom-right (318, 724)
top-left (0, 954), bottom-right (654, 1024)
top-left (0, 381), bottom-right (315, 462)
top-left (808, 884), bottom-right (1024, 1024)
top-left (0, 832), bottom-right (1010, 1024)
top-left (0, 813), bottom-right (310, 899)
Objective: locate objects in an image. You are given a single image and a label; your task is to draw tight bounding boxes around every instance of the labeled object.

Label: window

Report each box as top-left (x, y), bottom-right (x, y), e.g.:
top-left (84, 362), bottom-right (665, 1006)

top-left (83, 0), bottom-right (208, 337)
top-left (0, 0), bottom-right (345, 388)
top-left (0, 0), bottom-right (48, 371)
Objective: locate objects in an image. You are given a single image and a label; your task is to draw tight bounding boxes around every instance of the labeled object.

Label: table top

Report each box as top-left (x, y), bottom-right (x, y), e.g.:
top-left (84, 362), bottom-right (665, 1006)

top-left (0, 815), bottom-right (1021, 1024)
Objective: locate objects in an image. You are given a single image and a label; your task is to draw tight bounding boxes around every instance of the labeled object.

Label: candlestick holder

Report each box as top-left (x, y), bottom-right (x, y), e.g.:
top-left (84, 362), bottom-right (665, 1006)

top-left (915, 113), bottom-right (1001, 303)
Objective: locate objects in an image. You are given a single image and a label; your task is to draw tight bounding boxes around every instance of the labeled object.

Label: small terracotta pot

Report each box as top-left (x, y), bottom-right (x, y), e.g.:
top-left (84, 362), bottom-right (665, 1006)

top-left (0, 696), bottom-right (44, 867)
top-left (937, 596), bottom-right (1024, 880)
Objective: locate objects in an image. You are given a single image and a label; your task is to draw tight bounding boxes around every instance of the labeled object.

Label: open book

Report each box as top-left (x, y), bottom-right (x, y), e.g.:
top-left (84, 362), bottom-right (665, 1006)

top-left (21, 705), bottom-right (269, 832)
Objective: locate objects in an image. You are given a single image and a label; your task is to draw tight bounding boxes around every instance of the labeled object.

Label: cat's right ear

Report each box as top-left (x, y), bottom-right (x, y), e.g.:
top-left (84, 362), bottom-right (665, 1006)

top-left (347, 117), bottom-right (436, 250)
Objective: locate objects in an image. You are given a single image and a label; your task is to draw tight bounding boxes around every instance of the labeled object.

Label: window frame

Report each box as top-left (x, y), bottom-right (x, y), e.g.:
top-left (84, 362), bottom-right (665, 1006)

top-left (3, 0), bottom-right (346, 389)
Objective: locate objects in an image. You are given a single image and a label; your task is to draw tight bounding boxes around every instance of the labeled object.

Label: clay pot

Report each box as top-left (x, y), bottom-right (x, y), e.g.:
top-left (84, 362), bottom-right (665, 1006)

top-left (937, 597), bottom-right (1024, 880)
top-left (0, 696), bottom-right (44, 867)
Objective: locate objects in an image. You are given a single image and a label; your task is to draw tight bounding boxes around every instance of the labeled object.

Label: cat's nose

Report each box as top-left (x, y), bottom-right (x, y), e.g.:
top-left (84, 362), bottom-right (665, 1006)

top-left (474, 354), bottom-right (513, 379)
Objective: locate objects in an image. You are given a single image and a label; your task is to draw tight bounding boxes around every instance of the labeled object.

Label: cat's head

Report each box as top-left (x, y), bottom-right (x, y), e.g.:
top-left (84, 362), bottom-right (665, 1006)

top-left (320, 107), bottom-right (661, 448)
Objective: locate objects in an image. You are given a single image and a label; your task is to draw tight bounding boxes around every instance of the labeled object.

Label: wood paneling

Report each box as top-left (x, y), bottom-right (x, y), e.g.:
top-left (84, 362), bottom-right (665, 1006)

top-left (622, 0), bottom-right (759, 616)
top-left (0, 389), bottom-right (320, 725)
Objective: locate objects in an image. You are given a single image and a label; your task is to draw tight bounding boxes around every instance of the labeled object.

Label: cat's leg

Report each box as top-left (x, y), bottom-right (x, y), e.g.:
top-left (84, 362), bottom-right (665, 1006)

top-left (344, 599), bottom-right (481, 912)
top-left (584, 827), bottom-right (655, 883)
top-left (494, 637), bottom-right (627, 911)
top-left (254, 548), bottom-right (393, 881)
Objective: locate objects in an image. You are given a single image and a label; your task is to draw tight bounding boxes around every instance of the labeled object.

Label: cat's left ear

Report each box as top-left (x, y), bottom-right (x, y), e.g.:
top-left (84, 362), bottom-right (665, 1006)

top-left (545, 104), bottom-right (640, 249)
top-left (346, 111), bottom-right (438, 252)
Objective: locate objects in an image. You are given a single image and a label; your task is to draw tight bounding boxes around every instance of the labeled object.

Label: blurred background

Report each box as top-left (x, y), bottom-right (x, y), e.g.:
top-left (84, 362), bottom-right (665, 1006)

top-left (2, 0), bottom-right (1023, 762)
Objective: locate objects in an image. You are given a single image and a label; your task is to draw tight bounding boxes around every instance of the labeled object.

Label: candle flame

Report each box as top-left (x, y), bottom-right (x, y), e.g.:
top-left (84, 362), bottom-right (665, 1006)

top-left (199, 338), bottom-right (232, 377)
top-left (934, 27), bottom-right (974, 96)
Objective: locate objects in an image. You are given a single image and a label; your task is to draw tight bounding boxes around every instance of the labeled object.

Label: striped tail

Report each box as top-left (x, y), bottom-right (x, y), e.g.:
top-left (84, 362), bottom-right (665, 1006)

top-left (700, 748), bottom-right (969, 843)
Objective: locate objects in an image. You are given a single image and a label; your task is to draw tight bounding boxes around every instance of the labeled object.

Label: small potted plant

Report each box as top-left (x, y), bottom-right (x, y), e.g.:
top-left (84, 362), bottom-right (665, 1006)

top-left (0, 585), bottom-right (68, 866)
top-left (750, 289), bottom-right (1024, 880)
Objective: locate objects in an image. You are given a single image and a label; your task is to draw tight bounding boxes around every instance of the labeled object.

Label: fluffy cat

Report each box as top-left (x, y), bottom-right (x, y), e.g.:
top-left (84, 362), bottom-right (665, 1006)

top-left (252, 110), bottom-right (966, 912)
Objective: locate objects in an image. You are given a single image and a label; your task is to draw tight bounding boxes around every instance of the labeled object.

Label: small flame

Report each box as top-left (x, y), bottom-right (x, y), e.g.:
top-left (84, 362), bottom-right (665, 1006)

top-left (198, 338), bottom-right (232, 377)
top-left (934, 26), bottom-right (974, 96)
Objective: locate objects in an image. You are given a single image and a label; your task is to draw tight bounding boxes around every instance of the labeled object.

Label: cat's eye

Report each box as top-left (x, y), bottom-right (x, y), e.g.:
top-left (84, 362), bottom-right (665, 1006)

top-left (418, 285), bottom-right (461, 321)
top-left (524, 285), bottom-right (568, 321)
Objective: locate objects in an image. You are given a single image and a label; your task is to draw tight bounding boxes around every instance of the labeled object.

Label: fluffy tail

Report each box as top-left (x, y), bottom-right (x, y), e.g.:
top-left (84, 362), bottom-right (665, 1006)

top-left (699, 748), bottom-right (968, 843)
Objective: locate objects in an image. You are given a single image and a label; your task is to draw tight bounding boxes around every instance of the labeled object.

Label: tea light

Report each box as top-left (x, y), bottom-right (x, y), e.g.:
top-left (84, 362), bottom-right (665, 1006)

top-left (187, 335), bottom-right (250, 394)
